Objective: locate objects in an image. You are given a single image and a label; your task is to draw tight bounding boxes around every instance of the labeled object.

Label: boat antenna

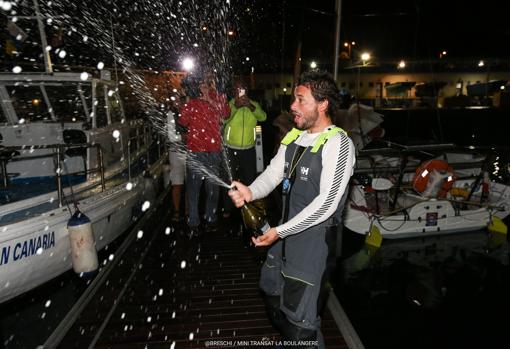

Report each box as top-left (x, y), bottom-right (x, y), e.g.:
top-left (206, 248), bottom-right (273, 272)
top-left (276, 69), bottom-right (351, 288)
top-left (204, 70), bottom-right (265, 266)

top-left (110, 15), bottom-right (119, 83)
top-left (33, 0), bottom-right (53, 73)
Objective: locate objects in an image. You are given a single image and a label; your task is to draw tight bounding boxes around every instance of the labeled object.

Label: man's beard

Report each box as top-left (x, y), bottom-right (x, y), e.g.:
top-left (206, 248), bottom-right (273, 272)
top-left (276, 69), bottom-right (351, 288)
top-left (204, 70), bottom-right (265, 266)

top-left (296, 110), bottom-right (319, 131)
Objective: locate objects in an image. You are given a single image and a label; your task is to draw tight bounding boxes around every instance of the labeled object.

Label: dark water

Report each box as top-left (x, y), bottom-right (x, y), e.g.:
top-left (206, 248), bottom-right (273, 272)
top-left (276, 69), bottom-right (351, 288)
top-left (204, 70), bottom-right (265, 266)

top-left (0, 232), bottom-right (128, 349)
top-left (334, 219), bottom-right (510, 349)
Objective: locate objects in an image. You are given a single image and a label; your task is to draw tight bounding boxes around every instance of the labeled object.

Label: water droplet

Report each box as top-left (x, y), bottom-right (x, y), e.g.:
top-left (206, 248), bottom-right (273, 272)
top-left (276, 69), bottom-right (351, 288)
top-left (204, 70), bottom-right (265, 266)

top-left (45, 300), bottom-right (51, 308)
top-left (1, 2), bottom-right (13, 11)
top-left (142, 201), bottom-right (150, 212)
top-left (36, 247), bottom-right (43, 255)
top-left (97, 62), bottom-right (104, 70)
top-left (188, 332), bottom-right (194, 340)
top-left (137, 230), bottom-right (144, 239)
top-left (126, 182), bottom-right (133, 190)
top-left (165, 227), bottom-right (171, 235)
top-left (180, 260), bottom-right (186, 269)
top-left (108, 254), bottom-right (114, 261)
top-left (58, 50), bottom-right (66, 58)
top-left (112, 130), bottom-right (120, 139)
top-left (80, 72), bottom-right (89, 81)
top-left (147, 316), bottom-right (152, 322)
top-left (12, 66), bottom-right (22, 74)
top-left (158, 288), bottom-right (163, 296)
top-left (121, 312), bottom-right (125, 319)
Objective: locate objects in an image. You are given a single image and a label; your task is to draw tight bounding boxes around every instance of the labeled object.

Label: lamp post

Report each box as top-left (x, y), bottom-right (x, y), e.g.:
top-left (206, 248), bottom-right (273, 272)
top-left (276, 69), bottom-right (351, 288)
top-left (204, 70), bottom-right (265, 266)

top-left (356, 52), bottom-right (371, 100)
top-left (344, 41), bottom-right (356, 61)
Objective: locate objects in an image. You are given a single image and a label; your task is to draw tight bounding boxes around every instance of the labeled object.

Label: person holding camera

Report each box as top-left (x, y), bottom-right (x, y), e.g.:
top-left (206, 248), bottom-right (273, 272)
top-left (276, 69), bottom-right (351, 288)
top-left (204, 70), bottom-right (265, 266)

top-left (179, 74), bottom-right (230, 235)
top-left (222, 80), bottom-right (267, 219)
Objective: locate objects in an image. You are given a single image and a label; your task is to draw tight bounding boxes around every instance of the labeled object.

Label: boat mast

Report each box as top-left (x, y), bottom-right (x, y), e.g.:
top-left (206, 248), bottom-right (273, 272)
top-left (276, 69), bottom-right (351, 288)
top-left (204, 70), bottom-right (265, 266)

top-left (333, 0), bottom-right (342, 82)
top-left (33, 0), bottom-right (53, 73)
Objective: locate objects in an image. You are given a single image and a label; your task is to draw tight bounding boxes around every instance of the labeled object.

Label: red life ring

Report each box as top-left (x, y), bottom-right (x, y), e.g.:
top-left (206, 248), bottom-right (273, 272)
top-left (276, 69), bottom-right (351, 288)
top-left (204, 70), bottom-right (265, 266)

top-left (412, 160), bottom-right (455, 198)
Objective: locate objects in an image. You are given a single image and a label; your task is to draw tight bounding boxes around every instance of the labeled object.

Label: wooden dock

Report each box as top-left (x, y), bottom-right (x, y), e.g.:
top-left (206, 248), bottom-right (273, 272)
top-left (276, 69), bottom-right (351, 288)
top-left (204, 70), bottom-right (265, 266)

top-left (48, 201), bottom-right (350, 348)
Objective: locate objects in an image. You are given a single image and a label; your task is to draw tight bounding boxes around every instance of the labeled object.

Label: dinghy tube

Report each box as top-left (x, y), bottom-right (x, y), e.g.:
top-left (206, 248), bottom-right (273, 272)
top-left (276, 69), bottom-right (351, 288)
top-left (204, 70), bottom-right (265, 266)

top-left (67, 210), bottom-right (99, 277)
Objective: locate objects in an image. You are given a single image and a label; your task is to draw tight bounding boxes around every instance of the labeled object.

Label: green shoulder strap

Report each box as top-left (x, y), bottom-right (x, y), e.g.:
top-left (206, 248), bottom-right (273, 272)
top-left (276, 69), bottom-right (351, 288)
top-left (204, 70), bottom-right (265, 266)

top-left (310, 126), bottom-right (347, 153)
top-left (281, 128), bottom-right (304, 145)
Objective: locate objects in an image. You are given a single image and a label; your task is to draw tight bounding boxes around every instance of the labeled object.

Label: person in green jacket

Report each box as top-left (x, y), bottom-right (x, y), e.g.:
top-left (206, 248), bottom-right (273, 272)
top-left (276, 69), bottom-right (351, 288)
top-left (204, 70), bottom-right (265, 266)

top-left (223, 80), bottom-right (267, 218)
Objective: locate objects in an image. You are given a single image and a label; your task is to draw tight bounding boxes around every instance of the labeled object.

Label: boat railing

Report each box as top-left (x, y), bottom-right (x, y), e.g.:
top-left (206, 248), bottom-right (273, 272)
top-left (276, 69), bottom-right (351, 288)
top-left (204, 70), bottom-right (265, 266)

top-left (354, 160), bottom-right (485, 175)
top-left (0, 143), bottom-right (106, 207)
top-left (126, 129), bottom-right (165, 181)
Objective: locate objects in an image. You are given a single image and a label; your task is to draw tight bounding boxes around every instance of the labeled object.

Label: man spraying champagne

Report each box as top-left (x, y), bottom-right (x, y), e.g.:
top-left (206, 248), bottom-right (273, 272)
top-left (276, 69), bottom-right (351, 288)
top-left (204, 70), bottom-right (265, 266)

top-left (229, 71), bottom-right (356, 348)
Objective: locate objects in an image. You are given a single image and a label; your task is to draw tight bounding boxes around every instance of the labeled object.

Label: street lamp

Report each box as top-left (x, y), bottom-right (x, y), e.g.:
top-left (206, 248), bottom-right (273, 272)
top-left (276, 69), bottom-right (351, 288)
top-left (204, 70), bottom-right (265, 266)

top-left (361, 52), bottom-right (371, 66)
top-left (343, 41), bottom-right (356, 60)
top-left (310, 61), bottom-right (318, 69)
top-left (398, 60), bottom-right (406, 69)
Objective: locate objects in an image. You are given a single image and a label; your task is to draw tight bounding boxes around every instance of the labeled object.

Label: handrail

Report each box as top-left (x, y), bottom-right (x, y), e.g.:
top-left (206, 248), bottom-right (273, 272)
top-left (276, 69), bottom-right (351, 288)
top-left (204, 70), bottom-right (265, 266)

top-left (0, 143), bottom-right (106, 207)
top-left (1, 133), bottom-right (164, 206)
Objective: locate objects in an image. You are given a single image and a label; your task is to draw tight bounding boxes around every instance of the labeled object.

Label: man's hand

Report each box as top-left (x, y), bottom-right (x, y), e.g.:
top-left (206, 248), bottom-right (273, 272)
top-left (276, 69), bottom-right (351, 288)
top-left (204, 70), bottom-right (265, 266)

top-left (228, 180), bottom-right (252, 208)
top-left (251, 227), bottom-right (279, 247)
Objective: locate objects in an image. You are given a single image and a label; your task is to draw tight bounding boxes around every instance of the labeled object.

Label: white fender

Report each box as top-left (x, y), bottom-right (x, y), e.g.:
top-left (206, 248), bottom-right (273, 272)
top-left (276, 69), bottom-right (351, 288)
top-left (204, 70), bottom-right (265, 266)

top-left (67, 210), bottom-right (98, 275)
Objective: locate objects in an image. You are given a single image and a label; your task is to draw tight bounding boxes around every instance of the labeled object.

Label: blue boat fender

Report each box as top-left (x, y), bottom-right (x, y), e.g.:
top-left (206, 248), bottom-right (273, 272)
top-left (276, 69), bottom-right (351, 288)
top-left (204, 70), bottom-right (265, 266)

top-left (67, 210), bottom-right (99, 276)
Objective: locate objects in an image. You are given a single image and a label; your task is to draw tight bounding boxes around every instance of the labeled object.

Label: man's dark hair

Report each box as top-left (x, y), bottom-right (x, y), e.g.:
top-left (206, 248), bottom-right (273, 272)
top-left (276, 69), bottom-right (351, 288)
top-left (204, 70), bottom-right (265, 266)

top-left (298, 71), bottom-right (341, 117)
top-left (181, 74), bottom-right (202, 98)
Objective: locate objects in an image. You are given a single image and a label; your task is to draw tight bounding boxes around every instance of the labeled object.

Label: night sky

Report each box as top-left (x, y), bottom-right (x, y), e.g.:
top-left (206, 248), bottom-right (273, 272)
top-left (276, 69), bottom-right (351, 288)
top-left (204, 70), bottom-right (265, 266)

top-left (242, 0), bottom-right (510, 73)
top-left (2, 0), bottom-right (510, 74)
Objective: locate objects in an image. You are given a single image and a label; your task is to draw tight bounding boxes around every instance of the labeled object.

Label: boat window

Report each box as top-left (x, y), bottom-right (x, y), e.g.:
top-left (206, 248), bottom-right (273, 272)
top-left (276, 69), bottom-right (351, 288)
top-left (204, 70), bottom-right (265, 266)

top-left (6, 85), bottom-right (52, 122)
top-left (44, 85), bottom-right (90, 122)
top-left (95, 85), bottom-right (108, 128)
top-left (108, 90), bottom-right (123, 124)
top-left (0, 106), bottom-right (6, 123)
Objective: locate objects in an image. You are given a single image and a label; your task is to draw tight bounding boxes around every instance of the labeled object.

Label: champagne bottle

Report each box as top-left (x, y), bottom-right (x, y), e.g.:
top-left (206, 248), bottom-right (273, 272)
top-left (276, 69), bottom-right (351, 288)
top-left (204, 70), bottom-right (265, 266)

top-left (231, 186), bottom-right (270, 236)
top-left (240, 201), bottom-right (270, 237)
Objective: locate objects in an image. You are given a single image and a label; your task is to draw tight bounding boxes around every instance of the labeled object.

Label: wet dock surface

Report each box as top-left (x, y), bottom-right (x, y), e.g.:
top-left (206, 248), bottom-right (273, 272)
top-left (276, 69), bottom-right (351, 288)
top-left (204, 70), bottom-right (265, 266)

top-left (55, 211), bottom-right (348, 348)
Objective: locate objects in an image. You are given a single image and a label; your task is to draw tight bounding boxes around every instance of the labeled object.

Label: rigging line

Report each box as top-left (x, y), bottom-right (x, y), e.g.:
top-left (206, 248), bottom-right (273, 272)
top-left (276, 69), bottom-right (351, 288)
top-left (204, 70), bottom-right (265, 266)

top-left (60, 153), bottom-right (79, 211)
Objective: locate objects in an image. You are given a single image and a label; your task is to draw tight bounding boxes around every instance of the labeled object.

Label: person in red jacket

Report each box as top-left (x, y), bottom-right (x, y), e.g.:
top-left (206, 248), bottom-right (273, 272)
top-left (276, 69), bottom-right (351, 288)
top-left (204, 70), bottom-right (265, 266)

top-left (178, 74), bottom-right (230, 234)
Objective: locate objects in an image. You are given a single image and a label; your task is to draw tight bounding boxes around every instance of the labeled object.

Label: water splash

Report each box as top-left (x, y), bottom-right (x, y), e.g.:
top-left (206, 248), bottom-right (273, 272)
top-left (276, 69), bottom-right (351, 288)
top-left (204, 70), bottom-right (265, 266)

top-left (35, 0), bottom-right (238, 187)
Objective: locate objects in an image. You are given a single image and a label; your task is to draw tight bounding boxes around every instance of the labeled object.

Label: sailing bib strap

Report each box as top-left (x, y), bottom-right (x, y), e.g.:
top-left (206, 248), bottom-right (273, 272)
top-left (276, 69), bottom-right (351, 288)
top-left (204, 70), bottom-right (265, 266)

top-left (310, 126), bottom-right (346, 153)
top-left (281, 128), bottom-right (304, 145)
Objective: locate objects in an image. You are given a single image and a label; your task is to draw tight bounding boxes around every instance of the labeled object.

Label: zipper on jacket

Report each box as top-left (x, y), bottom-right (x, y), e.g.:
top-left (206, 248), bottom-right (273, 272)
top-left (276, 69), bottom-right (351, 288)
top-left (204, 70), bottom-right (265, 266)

top-left (241, 108), bottom-right (245, 147)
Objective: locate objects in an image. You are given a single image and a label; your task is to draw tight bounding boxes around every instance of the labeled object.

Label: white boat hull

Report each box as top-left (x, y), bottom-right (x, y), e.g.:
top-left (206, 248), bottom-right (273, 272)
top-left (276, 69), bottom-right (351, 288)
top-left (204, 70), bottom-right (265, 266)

top-left (0, 173), bottom-right (160, 304)
top-left (345, 181), bottom-right (510, 239)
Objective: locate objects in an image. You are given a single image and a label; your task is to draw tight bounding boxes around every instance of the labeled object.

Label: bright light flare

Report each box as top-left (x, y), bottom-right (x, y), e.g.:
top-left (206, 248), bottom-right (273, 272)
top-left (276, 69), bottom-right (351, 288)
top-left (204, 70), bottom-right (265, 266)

top-left (182, 57), bottom-right (194, 71)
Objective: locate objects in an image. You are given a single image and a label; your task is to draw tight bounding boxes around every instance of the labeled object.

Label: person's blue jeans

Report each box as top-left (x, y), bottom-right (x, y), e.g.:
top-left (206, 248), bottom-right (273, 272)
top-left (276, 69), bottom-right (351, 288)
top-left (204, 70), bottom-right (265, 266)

top-left (186, 151), bottom-right (220, 227)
